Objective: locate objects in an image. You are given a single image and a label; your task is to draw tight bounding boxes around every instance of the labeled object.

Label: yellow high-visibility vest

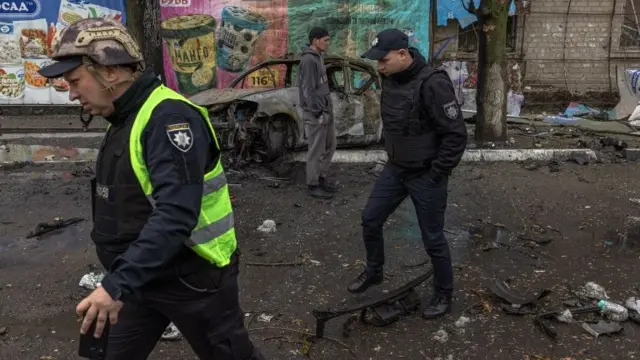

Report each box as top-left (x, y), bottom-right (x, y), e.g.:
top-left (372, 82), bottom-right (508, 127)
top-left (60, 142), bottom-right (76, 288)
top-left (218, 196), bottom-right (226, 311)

top-left (128, 85), bottom-right (236, 267)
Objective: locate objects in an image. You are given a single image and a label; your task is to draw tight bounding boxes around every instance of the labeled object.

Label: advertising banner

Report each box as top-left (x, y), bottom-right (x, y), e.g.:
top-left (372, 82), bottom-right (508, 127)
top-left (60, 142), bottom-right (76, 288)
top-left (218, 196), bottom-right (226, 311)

top-left (0, 0), bottom-right (126, 105)
top-left (160, 0), bottom-right (430, 95)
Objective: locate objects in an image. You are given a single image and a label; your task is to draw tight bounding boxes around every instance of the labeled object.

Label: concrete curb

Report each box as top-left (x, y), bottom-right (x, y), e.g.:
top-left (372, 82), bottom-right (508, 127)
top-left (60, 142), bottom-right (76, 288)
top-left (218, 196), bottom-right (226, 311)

top-left (0, 145), bottom-right (609, 166)
top-left (0, 132), bottom-right (105, 140)
top-left (289, 148), bottom-right (600, 163)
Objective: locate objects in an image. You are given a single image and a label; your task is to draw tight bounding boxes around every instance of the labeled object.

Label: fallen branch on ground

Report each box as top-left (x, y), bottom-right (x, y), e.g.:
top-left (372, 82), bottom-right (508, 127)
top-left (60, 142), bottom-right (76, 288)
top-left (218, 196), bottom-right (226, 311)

top-left (249, 326), bottom-right (357, 358)
top-left (246, 261), bottom-right (305, 267)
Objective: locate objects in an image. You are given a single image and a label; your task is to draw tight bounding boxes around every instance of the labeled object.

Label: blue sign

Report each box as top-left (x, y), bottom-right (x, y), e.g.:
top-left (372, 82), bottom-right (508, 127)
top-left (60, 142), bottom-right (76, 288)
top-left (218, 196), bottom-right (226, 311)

top-left (0, 0), bottom-right (126, 25)
top-left (0, 0), bottom-right (41, 18)
top-left (437, 0), bottom-right (516, 29)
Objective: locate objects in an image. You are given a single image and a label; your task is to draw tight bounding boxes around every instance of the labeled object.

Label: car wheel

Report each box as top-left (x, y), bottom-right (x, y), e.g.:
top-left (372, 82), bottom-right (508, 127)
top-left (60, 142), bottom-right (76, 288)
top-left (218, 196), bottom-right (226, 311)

top-left (264, 115), bottom-right (297, 162)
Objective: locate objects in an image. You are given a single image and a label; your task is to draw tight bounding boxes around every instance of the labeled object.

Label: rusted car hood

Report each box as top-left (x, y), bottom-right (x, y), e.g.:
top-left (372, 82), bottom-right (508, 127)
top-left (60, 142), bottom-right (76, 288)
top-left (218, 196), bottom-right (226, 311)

top-left (188, 88), bottom-right (272, 106)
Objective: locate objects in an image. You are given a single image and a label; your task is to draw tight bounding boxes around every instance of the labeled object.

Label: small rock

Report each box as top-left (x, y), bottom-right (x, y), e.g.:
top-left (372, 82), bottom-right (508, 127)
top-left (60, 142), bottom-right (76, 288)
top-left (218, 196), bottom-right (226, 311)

top-left (432, 329), bottom-right (449, 343)
top-left (454, 316), bottom-right (470, 328)
top-left (0, 326), bottom-right (7, 335)
top-left (629, 198), bottom-right (640, 205)
top-left (161, 323), bottom-right (182, 341)
top-left (79, 272), bottom-right (105, 290)
top-left (257, 219), bottom-right (277, 233)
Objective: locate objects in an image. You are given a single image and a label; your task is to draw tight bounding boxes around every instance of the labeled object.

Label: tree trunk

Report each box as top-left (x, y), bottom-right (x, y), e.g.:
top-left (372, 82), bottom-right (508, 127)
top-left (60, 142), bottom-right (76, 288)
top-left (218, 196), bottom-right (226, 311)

top-left (474, 0), bottom-right (510, 143)
top-left (126, 0), bottom-right (163, 78)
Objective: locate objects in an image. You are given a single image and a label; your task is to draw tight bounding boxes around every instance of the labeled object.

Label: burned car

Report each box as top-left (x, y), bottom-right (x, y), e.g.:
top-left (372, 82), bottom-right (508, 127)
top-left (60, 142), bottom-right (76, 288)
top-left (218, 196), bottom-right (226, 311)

top-left (188, 55), bottom-right (383, 164)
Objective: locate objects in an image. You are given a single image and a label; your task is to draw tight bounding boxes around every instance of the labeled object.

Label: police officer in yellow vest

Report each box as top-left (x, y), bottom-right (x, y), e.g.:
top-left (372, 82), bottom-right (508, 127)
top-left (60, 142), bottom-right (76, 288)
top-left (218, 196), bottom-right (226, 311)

top-left (38, 18), bottom-right (265, 359)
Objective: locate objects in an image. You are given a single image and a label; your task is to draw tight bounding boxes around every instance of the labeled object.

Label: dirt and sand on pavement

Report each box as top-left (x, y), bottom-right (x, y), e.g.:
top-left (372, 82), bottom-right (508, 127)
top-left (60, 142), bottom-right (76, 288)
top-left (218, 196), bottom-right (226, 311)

top-left (1, 161), bottom-right (640, 360)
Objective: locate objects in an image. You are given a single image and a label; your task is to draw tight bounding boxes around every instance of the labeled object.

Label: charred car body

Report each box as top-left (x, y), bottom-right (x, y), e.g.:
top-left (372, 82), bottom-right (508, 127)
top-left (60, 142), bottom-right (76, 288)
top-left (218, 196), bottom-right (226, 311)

top-left (188, 55), bottom-right (383, 164)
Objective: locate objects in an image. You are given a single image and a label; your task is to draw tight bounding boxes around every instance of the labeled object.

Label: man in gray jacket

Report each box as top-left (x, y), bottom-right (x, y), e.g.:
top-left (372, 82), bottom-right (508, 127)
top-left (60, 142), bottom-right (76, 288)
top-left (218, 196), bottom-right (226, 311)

top-left (298, 27), bottom-right (338, 199)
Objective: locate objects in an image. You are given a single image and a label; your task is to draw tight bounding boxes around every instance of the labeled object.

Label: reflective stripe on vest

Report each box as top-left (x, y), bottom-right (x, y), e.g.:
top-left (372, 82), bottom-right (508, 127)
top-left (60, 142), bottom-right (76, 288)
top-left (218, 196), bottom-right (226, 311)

top-left (129, 85), bottom-right (237, 268)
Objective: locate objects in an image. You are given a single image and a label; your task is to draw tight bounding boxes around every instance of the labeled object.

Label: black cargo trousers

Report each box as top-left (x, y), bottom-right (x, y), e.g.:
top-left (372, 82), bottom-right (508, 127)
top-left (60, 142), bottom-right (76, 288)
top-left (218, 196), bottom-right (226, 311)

top-left (361, 162), bottom-right (454, 297)
top-left (101, 252), bottom-right (265, 360)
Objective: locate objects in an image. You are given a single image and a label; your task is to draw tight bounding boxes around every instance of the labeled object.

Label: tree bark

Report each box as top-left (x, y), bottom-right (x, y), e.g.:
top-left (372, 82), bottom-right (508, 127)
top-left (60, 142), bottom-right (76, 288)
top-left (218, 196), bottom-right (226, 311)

top-left (474, 0), bottom-right (511, 143)
top-left (126, 0), bottom-right (163, 78)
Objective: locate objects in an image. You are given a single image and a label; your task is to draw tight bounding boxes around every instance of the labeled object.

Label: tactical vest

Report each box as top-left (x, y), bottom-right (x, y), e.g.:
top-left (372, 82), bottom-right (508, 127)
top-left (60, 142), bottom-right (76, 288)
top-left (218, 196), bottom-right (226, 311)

top-left (91, 85), bottom-right (237, 268)
top-left (380, 66), bottom-right (444, 168)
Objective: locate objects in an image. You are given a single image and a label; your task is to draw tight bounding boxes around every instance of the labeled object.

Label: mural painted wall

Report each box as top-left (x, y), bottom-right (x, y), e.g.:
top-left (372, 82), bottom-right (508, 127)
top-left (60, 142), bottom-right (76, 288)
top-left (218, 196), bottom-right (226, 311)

top-left (0, 0), bottom-right (126, 105)
top-left (160, 0), bottom-right (430, 95)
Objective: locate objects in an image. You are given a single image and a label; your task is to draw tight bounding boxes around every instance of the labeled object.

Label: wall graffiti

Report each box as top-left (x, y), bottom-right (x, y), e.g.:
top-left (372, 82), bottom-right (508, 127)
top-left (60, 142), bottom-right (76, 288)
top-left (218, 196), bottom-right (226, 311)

top-left (159, 0), bottom-right (431, 95)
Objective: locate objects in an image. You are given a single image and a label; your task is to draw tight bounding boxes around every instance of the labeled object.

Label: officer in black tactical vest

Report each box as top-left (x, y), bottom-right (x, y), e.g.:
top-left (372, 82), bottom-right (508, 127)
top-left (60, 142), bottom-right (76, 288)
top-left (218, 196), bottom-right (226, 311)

top-left (347, 29), bottom-right (467, 319)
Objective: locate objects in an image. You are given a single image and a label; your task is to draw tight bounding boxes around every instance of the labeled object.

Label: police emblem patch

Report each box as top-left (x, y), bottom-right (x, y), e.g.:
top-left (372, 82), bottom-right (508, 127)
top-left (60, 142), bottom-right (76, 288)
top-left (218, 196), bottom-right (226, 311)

top-left (166, 123), bottom-right (193, 152)
top-left (371, 37), bottom-right (379, 47)
top-left (443, 101), bottom-right (459, 120)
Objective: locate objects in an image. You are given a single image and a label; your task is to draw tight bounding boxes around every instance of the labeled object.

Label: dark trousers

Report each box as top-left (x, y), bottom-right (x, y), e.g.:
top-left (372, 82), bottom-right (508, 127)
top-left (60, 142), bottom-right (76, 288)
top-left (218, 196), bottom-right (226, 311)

top-left (105, 258), bottom-right (265, 360)
top-left (361, 162), bottom-right (453, 297)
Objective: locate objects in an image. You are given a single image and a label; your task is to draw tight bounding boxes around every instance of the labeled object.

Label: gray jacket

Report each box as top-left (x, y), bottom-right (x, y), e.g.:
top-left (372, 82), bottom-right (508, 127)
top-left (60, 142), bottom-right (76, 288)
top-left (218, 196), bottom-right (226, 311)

top-left (298, 46), bottom-right (331, 117)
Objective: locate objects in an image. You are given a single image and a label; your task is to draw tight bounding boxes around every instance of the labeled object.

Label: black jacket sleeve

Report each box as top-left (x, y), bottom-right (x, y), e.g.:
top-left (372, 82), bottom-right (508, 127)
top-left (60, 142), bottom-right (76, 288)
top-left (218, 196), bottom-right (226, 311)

top-left (422, 72), bottom-right (468, 175)
top-left (100, 100), bottom-right (215, 300)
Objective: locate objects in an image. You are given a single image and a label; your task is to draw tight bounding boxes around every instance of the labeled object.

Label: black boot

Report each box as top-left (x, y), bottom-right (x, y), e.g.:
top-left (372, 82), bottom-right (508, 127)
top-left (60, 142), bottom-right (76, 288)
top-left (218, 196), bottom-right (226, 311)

top-left (421, 295), bottom-right (452, 319)
top-left (319, 177), bottom-right (339, 193)
top-left (308, 185), bottom-right (333, 199)
top-left (347, 271), bottom-right (383, 293)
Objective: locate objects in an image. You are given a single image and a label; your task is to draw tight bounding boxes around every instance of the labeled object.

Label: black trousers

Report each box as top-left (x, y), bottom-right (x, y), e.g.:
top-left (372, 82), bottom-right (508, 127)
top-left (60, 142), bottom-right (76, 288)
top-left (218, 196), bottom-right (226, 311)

top-left (361, 162), bottom-right (453, 297)
top-left (105, 257), bottom-right (265, 360)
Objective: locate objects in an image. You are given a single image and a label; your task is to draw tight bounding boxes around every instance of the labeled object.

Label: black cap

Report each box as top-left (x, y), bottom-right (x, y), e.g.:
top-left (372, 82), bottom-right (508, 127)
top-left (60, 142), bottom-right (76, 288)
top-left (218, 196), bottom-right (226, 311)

top-left (38, 56), bottom-right (84, 78)
top-left (308, 27), bottom-right (330, 42)
top-left (361, 29), bottom-right (408, 60)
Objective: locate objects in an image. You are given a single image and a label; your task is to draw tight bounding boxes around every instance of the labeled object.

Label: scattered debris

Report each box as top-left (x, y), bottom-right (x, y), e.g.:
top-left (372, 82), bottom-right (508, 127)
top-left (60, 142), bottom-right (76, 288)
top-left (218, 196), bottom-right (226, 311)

top-left (26, 217), bottom-right (85, 239)
top-left (547, 160), bottom-right (560, 172)
top-left (257, 219), bottom-right (277, 233)
top-left (522, 159), bottom-right (541, 171)
top-left (575, 282), bottom-right (609, 301)
top-left (454, 315), bottom-right (470, 328)
top-left (534, 305), bottom-right (601, 340)
top-left (581, 320), bottom-right (623, 338)
top-left (78, 272), bottom-right (105, 290)
top-left (312, 270), bottom-right (433, 338)
top-left (341, 314), bottom-right (358, 338)
top-left (246, 261), bottom-right (304, 267)
top-left (489, 279), bottom-right (551, 314)
top-left (563, 299), bottom-right (582, 307)
top-left (569, 151), bottom-right (590, 165)
top-left (626, 297), bottom-right (640, 313)
top-left (432, 329), bottom-right (449, 343)
top-left (555, 309), bottom-right (574, 323)
top-left (258, 314), bottom-right (274, 323)
top-left (161, 323), bottom-right (182, 341)
top-left (598, 300), bottom-right (629, 322)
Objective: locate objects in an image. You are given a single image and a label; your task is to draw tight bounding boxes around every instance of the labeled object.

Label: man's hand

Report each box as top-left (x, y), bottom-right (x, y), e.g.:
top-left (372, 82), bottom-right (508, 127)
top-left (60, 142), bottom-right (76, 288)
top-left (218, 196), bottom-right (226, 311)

top-left (318, 112), bottom-right (329, 125)
top-left (76, 286), bottom-right (123, 338)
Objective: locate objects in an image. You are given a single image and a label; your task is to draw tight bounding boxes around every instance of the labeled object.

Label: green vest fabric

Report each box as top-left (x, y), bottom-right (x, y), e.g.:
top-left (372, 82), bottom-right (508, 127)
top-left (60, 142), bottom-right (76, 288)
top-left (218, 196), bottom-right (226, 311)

top-left (129, 85), bottom-right (237, 267)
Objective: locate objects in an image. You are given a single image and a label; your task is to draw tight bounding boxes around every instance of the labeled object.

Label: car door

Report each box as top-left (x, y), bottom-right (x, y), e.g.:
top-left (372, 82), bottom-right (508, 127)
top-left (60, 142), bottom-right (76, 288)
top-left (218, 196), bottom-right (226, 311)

top-left (344, 64), bottom-right (382, 144)
top-left (325, 63), bottom-right (352, 137)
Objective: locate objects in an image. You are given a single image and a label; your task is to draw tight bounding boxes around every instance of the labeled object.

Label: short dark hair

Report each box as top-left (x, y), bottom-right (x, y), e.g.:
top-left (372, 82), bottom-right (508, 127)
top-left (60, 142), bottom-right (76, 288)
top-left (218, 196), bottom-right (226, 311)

top-left (308, 27), bottom-right (330, 43)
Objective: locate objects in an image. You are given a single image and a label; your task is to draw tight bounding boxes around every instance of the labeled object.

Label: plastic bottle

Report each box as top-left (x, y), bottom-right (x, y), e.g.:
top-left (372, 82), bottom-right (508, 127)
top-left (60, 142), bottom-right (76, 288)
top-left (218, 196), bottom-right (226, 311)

top-left (598, 300), bottom-right (629, 322)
